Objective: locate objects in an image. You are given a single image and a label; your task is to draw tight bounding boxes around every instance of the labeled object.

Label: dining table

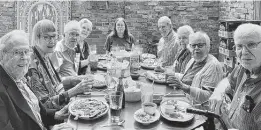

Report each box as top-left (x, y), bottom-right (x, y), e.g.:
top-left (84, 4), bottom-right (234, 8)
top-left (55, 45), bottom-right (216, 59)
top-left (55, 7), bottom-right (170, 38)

top-left (67, 64), bottom-right (207, 130)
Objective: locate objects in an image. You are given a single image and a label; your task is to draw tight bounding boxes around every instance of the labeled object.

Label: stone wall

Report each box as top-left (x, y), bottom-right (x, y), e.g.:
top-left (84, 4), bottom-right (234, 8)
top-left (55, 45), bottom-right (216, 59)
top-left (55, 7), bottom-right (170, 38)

top-left (0, 1), bottom-right (16, 37)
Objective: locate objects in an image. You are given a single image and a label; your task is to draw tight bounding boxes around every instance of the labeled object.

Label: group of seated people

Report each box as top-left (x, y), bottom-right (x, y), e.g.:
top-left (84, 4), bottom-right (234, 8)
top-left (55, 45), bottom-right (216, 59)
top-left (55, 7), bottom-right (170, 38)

top-left (0, 14), bottom-right (260, 130)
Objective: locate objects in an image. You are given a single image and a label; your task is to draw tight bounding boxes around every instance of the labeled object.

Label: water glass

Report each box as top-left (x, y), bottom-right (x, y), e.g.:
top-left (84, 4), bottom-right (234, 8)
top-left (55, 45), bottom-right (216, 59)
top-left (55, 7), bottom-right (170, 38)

top-left (89, 44), bottom-right (97, 55)
top-left (141, 83), bottom-right (154, 104)
top-left (109, 91), bottom-right (123, 123)
top-left (89, 54), bottom-right (98, 72)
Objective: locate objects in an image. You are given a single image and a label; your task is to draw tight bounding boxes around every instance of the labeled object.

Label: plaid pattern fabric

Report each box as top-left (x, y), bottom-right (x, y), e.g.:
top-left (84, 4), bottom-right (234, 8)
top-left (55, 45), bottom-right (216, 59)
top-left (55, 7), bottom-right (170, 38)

top-left (157, 30), bottom-right (179, 67)
top-left (222, 65), bottom-right (261, 130)
top-left (16, 80), bottom-right (44, 130)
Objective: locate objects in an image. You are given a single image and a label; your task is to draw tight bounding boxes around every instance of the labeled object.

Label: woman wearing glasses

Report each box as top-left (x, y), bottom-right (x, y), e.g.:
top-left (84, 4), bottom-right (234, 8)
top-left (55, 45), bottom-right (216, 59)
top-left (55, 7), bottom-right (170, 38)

top-left (166, 31), bottom-right (223, 104)
top-left (104, 17), bottom-right (135, 53)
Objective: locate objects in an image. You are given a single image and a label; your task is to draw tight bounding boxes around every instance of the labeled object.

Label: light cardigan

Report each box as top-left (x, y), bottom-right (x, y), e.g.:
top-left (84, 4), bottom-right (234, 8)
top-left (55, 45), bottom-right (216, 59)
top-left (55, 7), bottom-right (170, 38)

top-left (177, 54), bottom-right (224, 104)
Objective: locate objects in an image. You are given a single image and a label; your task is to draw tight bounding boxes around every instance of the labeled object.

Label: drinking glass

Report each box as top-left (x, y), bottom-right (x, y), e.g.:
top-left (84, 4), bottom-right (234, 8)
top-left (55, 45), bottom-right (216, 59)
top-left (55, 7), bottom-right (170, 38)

top-left (89, 44), bottom-right (97, 55)
top-left (89, 54), bottom-right (98, 72)
top-left (109, 91), bottom-right (123, 123)
top-left (141, 83), bottom-right (154, 104)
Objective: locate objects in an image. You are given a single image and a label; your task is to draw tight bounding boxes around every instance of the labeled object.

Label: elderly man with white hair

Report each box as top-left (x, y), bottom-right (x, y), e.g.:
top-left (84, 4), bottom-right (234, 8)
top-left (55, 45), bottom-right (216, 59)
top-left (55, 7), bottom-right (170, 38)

top-left (209, 23), bottom-right (261, 130)
top-left (166, 31), bottom-right (223, 104)
top-left (52, 20), bottom-right (86, 78)
top-left (0, 30), bottom-right (75, 130)
top-left (157, 16), bottom-right (179, 67)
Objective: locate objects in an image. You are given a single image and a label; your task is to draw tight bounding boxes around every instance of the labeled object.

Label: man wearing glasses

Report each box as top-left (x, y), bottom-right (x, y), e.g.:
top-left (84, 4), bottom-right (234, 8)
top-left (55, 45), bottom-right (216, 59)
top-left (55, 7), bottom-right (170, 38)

top-left (209, 23), bottom-right (261, 130)
top-left (166, 31), bottom-right (223, 105)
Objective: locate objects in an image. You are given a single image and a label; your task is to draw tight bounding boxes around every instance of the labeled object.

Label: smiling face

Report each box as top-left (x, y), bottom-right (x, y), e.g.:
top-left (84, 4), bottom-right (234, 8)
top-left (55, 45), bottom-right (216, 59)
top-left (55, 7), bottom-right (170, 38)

top-left (235, 36), bottom-right (261, 71)
top-left (2, 36), bottom-right (31, 80)
top-left (64, 29), bottom-right (80, 49)
top-left (80, 23), bottom-right (92, 39)
top-left (38, 32), bottom-right (57, 54)
top-left (158, 21), bottom-right (172, 38)
top-left (115, 20), bottom-right (126, 36)
top-left (178, 33), bottom-right (189, 49)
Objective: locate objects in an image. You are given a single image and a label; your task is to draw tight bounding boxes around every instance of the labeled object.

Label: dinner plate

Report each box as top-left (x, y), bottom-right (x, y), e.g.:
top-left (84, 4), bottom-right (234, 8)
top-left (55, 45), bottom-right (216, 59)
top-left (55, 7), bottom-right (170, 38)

top-left (160, 99), bottom-right (194, 122)
top-left (140, 53), bottom-right (156, 61)
top-left (134, 108), bottom-right (160, 125)
top-left (146, 71), bottom-right (166, 84)
top-left (140, 63), bottom-right (157, 70)
top-left (93, 73), bottom-right (107, 88)
top-left (69, 98), bottom-right (109, 120)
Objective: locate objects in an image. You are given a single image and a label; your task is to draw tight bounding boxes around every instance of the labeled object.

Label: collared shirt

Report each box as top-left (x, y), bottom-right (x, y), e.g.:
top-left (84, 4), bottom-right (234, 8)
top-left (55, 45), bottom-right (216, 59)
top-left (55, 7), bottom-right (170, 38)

top-left (52, 40), bottom-right (79, 78)
top-left (221, 65), bottom-right (261, 130)
top-left (157, 30), bottom-right (179, 67)
top-left (16, 79), bottom-right (45, 130)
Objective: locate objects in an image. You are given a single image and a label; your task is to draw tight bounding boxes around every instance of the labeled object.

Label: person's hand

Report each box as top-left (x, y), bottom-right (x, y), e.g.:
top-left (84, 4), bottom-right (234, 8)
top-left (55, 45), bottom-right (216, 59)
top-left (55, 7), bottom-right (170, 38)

top-left (208, 91), bottom-right (224, 115)
top-left (51, 123), bottom-right (75, 130)
top-left (68, 78), bottom-right (94, 97)
top-left (54, 105), bottom-right (69, 120)
top-left (167, 75), bottom-right (189, 93)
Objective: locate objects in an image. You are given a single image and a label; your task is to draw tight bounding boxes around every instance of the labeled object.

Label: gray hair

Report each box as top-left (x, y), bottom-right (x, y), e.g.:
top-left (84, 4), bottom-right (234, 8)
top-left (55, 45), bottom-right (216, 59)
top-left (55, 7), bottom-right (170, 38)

top-left (79, 18), bottom-right (93, 29)
top-left (31, 19), bottom-right (56, 46)
top-left (234, 23), bottom-right (261, 42)
top-left (158, 16), bottom-right (172, 27)
top-left (177, 25), bottom-right (194, 36)
top-left (0, 30), bottom-right (29, 61)
top-left (188, 31), bottom-right (211, 52)
top-left (64, 20), bottom-right (81, 34)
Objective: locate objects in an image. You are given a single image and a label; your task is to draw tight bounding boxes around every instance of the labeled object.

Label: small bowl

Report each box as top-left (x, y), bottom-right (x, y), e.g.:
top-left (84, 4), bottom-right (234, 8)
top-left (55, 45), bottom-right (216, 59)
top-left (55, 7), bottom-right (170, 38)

top-left (131, 73), bottom-right (140, 80)
top-left (142, 102), bottom-right (157, 115)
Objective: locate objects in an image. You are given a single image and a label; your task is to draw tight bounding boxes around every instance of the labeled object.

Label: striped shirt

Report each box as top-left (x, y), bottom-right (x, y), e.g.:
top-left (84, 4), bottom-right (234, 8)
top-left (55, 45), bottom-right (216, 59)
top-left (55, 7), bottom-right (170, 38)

top-left (222, 65), bottom-right (261, 130)
top-left (157, 30), bottom-right (179, 67)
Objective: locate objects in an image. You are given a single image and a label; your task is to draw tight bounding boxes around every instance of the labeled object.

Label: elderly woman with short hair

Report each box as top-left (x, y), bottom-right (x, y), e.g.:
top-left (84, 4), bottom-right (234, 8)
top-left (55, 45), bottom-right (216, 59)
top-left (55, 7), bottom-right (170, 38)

top-left (105, 17), bottom-right (135, 53)
top-left (0, 30), bottom-right (74, 130)
top-left (26, 19), bottom-right (93, 110)
top-left (167, 31), bottom-right (223, 104)
top-left (209, 23), bottom-right (261, 130)
top-left (173, 25), bottom-right (194, 73)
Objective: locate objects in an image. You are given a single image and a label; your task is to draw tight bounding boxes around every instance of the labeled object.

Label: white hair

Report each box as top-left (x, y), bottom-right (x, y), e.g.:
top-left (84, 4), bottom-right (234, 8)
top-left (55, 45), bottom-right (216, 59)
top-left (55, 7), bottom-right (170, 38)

top-left (79, 18), bottom-right (93, 29)
top-left (0, 30), bottom-right (29, 61)
top-left (177, 25), bottom-right (194, 36)
top-left (188, 31), bottom-right (211, 52)
top-left (234, 23), bottom-right (261, 42)
top-left (158, 16), bottom-right (172, 26)
top-left (64, 20), bottom-right (81, 34)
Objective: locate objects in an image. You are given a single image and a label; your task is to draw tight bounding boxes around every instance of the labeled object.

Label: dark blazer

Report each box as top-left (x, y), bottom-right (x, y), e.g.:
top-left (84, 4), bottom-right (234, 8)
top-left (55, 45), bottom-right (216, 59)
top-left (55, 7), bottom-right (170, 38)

top-left (0, 65), bottom-right (60, 130)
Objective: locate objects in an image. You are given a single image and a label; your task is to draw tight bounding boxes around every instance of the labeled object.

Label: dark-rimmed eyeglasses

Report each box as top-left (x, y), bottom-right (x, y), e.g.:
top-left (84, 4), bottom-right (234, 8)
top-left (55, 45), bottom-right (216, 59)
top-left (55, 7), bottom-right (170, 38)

top-left (189, 43), bottom-right (206, 49)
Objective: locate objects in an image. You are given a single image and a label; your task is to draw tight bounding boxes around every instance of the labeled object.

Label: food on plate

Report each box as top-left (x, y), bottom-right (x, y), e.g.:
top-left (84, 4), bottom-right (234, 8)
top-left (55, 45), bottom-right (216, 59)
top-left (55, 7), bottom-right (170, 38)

top-left (140, 53), bottom-right (156, 61)
top-left (142, 59), bottom-right (158, 67)
top-left (146, 71), bottom-right (166, 83)
top-left (92, 74), bottom-right (106, 87)
top-left (163, 100), bottom-right (189, 119)
top-left (135, 110), bottom-right (156, 122)
top-left (70, 99), bottom-right (108, 118)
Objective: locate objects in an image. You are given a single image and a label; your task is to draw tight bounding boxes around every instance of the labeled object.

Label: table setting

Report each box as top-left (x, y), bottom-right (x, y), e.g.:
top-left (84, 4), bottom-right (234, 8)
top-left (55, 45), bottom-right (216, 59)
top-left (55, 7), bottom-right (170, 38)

top-left (66, 52), bottom-right (207, 130)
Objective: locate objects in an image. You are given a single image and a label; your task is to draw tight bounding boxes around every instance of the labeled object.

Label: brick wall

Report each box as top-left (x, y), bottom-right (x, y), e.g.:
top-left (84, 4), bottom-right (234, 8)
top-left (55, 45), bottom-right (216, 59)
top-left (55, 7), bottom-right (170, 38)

top-left (0, 1), bottom-right (16, 37)
top-left (72, 1), bottom-right (221, 55)
top-left (0, 1), bottom-right (256, 56)
top-left (219, 1), bottom-right (254, 20)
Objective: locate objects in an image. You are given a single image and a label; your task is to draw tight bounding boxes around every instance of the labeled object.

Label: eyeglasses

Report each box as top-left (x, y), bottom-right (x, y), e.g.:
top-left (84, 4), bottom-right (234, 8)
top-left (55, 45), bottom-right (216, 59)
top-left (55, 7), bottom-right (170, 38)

top-left (67, 32), bottom-right (80, 38)
top-left (189, 43), bottom-right (206, 49)
top-left (41, 35), bottom-right (57, 41)
top-left (235, 41), bottom-right (261, 50)
top-left (7, 49), bottom-right (32, 57)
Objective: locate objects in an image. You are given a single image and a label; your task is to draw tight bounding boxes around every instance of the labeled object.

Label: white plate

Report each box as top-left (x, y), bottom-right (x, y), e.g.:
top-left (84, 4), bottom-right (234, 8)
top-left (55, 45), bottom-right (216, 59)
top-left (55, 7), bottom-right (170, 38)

top-left (134, 108), bottom-right (160, 125)
top-left (146, 71), bottom-right (166, 84)
top-left (69, 98), bottom-right (109, 120)
top-left (140, 63), bottom-right (157, 70)
top-left (160, 99), bottom-right (194, 122)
